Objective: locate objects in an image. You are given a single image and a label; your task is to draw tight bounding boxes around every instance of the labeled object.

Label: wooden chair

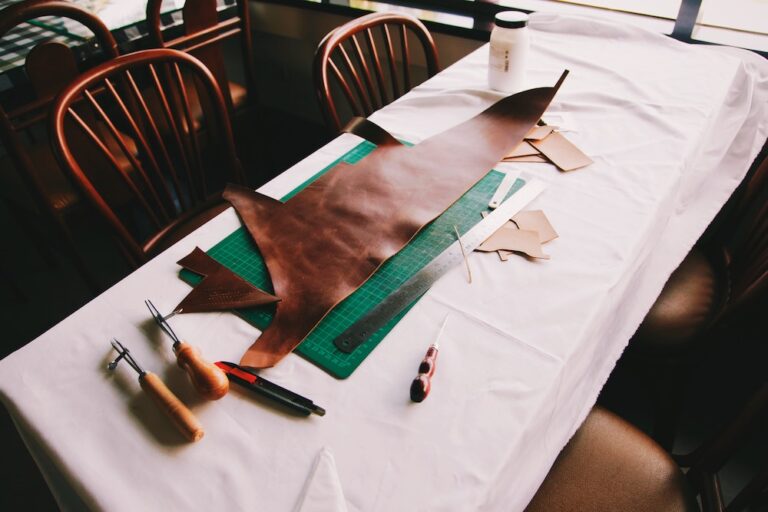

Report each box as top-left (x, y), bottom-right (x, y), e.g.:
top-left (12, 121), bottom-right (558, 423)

top-left (627, 140), bottom-right (768, 450)
top-left (0, 0), bottom-right (122, 290)
top-left (50, 48), bottom-right (244, 265)
top-left (679, 382), bottom-right (768, 512)
top-left (145, 0), bottom-right (256, 115)
top-left (313, 12), bottom-right (439, 133)
top-left (526, 392), bottom-right (768, 512)
top-left (525, 406), bottom-right (698, 512)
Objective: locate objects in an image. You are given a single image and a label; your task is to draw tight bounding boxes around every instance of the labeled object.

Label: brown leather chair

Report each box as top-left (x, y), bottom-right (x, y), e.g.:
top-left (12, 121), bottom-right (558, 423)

top-left (527, 390), bottom-right (768, 512)
top-left (627, 140), bottom-right (768, 449)
top-left (313, 12), bottom-right (439, 133)
top-left (145, 0), bottom-right (256, 116)
top-left (525, 406), bottom-right (698, 512)
top-left (50, 48), bottom-right (244, 266)
top-left (0, 0), bottom-right (123, 290)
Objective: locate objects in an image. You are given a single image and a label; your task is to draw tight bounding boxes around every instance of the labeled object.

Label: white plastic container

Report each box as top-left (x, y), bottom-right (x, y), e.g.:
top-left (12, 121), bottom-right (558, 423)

top-left (488, 11), bottom-right (530, 93)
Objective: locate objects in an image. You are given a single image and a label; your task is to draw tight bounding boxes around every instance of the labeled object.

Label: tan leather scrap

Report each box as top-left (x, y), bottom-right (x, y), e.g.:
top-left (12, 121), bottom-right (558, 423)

top-left (225, 72), bottom-right (568, 368)
top-left (175, 247), bottom-right (279, 313)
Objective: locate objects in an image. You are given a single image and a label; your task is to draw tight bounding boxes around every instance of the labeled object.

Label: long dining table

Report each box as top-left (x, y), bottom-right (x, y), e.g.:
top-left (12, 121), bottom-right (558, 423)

top-left (1, 12), bottom-right (767, 512)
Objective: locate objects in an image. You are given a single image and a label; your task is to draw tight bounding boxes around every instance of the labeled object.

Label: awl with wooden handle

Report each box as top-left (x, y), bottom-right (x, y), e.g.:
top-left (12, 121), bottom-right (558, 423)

top-left (108, 339), bottom-right (204, 442)
top-left (145, 299), bottom-right (229, 400)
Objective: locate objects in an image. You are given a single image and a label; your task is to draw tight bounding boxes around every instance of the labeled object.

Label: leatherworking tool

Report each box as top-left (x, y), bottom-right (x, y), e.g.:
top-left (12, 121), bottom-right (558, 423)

top-left (488, 170), bottom-right (521, 209)
top-left (334, 178), bottom-right (547, 354)
top-left (453, 224), bottom-right (472, 284)
top-left (410, 315), bottom-right (450, 402)
top-left (145, 299), bottom-right (229, 400)
top-left (107, 339), bottom-right (204, 442)
top-left (215, 361), bottom-right (326, 417)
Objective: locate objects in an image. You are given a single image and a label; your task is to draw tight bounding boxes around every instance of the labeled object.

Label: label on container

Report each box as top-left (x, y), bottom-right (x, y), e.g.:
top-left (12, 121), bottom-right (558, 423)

top-left (489, 46), bottom-right (510, 72)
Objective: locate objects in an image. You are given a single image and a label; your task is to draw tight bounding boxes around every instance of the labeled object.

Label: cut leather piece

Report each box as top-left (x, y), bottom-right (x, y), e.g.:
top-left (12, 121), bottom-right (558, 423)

top-left (504, 140), bottom-right (540, 159)
top-left (225, 72), bottom-right (567, 368)
top-left (503, 154), bottom-right (548, 163)
top-left (512, 210), bottom-right (558, 243)
top-left (530, 131), bottom-right (593, 171)
top-left (524, 125), bottom-right (556, 141)
top-left (481, 210), bottom-right (557, 260)
top-left (342, 116), bottom-right (402, 147)
top-left (476, 227), bottom-right (549, 259)
top-left (175, 247), bottom-right (280, 313)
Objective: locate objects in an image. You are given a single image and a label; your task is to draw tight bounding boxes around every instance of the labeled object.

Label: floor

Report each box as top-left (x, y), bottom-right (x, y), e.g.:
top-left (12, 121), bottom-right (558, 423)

top-left (1, 110), bottom-right (765, 511)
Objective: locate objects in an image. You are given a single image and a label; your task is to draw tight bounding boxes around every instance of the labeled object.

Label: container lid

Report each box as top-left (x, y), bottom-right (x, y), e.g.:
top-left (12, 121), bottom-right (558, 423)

top-left (494, 11), bottom-right (529, 29)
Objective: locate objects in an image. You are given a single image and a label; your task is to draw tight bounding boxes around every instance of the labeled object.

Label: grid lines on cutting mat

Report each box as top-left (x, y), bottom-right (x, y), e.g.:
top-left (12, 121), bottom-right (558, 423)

top-left (180, 141), bottom-right (522, 378)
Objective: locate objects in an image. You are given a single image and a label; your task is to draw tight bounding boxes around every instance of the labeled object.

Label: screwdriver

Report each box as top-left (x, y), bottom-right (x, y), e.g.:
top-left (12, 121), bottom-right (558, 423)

top-left (108, 339), bottom-right (204, 442)
top-left (410, 315), bottom-right (450, 403)
top-left (145, 299), bottom-right (229, 401)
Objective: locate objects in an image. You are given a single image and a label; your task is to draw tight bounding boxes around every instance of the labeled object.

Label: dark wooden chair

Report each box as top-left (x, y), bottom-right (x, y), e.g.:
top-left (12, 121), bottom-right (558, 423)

top-left (526, 391), bottom-right (768, 512)
top-left (627, 140), bottom-right (768, 450)
top-left (50, 48), bottom-right (244, 265)
top-left (679, 381), bottom-right (768, 512)
top-left (313, 12), bottom-right (439, 133)
top-left (145, 0), bottom-right (256, 116)
top-left (525, 406), bottom-right (698, 512)
top-left (0, 0), bottom-right (122, 290)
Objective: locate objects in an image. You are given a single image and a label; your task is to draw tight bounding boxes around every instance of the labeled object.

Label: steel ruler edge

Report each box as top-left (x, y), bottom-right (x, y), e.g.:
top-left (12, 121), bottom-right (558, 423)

top-left (333, 178), bottom-right (547, 353)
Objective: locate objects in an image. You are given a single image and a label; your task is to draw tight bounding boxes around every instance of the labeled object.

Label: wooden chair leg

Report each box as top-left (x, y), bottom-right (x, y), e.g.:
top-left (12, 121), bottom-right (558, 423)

top-left (2, 195), bottom-right (99, 292)
top-left (650, 361), bottom-right (690, 451)
top-left (52, 215), bottom-right (102, 294)
top-left (728, 467), bottom-right (767, 512)
top-left (2, 196), bottom-right (58, 268)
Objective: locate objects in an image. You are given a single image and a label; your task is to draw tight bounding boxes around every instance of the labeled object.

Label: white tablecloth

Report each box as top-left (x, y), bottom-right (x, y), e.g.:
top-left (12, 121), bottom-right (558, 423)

top-left (1, 13), bottom-right (766, 512)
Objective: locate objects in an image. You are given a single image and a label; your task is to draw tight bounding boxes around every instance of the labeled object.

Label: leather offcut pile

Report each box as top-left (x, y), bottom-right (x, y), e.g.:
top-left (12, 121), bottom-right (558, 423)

top-left (503, 124), bottom-right (592, 171)
top-left (476, 209), bottom-right (558, 260)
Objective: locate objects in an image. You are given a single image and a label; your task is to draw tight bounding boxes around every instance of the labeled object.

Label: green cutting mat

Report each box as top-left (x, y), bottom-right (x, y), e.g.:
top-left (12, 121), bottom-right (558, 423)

top-left (181, 141), bottom-right (524, 378)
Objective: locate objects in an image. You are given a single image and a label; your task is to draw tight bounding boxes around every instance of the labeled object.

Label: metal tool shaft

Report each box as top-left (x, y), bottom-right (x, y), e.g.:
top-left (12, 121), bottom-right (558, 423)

top-left (145, 299), bottom-right (229, 400)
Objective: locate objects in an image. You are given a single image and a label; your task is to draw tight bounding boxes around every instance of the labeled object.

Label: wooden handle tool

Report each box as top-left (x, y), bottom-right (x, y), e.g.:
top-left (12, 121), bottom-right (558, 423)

top-left (145, 300), bottom-right (229, 400)
top-left (109, 339), bottom-right (204, 442)
top-left (410, 315), bottom-right (451, 403)
top-left (173, 342), bottom-right (229, 400)
top-left (140, 372), bottom-right (204, 442)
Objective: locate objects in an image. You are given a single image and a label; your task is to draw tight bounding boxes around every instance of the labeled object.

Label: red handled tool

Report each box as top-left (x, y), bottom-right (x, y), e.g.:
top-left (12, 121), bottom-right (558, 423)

top-left (216, 361), bottom-right (325, 416)
top-left (410, 315), bottom-right (450, 403)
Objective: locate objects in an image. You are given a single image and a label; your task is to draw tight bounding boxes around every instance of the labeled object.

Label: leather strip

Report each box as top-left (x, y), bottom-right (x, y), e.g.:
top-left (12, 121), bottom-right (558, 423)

top-left (341, 116), bottom-right (402, 147)
top-left (225, 72), bottom-right (568, 368)
top-left (175, 247), bottom-right (279, 313)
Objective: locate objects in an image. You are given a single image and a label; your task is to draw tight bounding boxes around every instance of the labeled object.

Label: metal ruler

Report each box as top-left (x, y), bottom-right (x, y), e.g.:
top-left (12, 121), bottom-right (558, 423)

top-left (333, 178), bottom-right (547, 353)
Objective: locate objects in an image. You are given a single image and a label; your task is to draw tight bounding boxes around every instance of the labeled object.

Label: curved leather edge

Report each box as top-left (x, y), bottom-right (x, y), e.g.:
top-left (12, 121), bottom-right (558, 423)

top-left (175, 246), bottom-right (280, 313)
top-left (231, 73), bottom-right (568, 369)
top-left (342, 116), bottom-right (402, 147)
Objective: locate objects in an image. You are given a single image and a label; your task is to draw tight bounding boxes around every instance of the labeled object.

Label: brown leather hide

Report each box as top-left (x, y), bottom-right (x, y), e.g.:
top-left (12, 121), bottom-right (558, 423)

top-left (225, 76), bottom-right (566, 368)
top-left (176, 247), bottom-right (279, 313)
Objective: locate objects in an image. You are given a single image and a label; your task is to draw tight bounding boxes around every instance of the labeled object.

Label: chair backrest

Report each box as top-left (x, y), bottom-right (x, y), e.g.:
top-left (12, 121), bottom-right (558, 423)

top-left (313, 12), bottom-right (439, 132)
top-left (720, 141), bottom-right (768, 316)
top-left (0, 0), bottom-right (119, 214)
top-left (145, 0), bottom-right (255, 113)
top-left (51, 48), bottom-right (244, 263)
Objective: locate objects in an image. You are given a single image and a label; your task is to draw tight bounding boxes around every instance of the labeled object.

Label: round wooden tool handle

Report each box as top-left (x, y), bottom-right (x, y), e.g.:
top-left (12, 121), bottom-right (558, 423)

top-left (174, 342), bottom-right (230, 400)
top-left (139, 372), bottom-right (205, 442)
